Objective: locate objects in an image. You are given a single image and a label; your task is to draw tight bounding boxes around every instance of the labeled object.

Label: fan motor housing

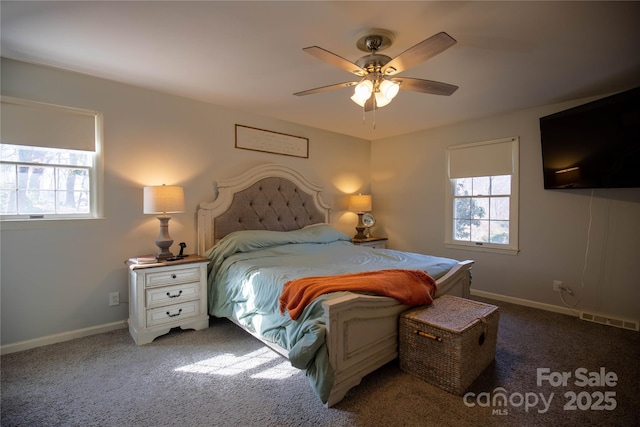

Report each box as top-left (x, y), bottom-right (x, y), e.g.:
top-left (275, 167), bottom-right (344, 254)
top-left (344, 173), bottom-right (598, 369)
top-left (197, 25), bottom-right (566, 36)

top-left (355, 54), bottom-right (392, 73)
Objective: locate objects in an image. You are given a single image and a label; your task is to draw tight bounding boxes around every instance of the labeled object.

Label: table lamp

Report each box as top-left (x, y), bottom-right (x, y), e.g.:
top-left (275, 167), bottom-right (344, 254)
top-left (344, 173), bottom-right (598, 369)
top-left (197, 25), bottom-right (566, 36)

top-left (143, 185), bottom-right (185, 260)
top-left (349, 194), bottom-right (372, 239)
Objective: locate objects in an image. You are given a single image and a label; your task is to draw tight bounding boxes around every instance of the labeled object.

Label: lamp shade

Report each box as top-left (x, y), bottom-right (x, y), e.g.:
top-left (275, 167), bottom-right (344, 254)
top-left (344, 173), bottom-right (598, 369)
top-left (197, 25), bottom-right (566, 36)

top-left (354, 80), bottom-right (373, 99)
top-left (349, 194), bottom-right (372, 212)
top-left (374, 92), bottom-right (392, 108)
top-left (350, 93), bottom-right (367, 107)
top-left (379, 79), bottom-right (400, 100)
top-left (351, 79), bottom-right (373, 107)
top-left (143, 185), bottom-right (185, 214)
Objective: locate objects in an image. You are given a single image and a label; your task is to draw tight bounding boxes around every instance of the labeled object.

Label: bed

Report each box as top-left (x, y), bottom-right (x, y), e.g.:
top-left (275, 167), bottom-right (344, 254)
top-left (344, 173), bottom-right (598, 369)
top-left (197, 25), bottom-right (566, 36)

top-left (197, 164), bottom-right (473, 407)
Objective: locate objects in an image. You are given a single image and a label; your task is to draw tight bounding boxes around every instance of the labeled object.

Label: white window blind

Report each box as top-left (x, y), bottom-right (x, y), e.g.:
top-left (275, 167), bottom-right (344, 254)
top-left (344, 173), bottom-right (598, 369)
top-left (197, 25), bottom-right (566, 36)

top-left (1, 96), bottom-right (103, 221)
top-left (445, 137), bottom-right (520, 255)
top-left (448, 137), bottom-right (516, 179)
top-left (1, 97), bottom-right (97, 152)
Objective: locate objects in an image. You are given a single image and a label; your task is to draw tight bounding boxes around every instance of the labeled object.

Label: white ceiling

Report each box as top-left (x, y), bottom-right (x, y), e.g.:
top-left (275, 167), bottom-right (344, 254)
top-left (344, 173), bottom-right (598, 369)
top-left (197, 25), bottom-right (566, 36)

top-left (2, 1), bottom-right (639, 141)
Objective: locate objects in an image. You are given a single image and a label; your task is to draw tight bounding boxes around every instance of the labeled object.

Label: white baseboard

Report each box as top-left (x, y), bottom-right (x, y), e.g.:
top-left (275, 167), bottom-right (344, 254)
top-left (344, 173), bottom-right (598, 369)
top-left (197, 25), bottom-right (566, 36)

top-left (470, 289), bottom-right (580, 317)
top-left (1, 320), bottom-right (128, 355)
top-left (0, 292), bottom-right (583, 355)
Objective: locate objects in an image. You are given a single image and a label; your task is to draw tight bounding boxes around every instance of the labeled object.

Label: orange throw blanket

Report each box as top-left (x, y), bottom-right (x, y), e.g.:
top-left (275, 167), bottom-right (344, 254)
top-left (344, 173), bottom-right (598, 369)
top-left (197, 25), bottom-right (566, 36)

top-left (279, 269), bottom-right (436, 320)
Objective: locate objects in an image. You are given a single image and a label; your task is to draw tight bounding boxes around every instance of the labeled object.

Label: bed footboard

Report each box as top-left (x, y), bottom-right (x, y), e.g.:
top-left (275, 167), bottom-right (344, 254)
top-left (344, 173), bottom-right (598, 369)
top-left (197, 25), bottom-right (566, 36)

top-left (323, 293), bottom-right (408, 407)
top-left (321, 259), bottom-right (473, 407)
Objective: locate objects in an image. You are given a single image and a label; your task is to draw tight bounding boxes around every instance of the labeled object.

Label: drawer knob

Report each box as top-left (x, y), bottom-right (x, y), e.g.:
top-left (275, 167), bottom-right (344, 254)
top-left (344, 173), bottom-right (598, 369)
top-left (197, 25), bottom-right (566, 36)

top-left (171, 274), bottom-right (177, 279)
top-left (167, 290), bottom-right (183, 298)
top-left (166, 309), bottom-right (183, 318)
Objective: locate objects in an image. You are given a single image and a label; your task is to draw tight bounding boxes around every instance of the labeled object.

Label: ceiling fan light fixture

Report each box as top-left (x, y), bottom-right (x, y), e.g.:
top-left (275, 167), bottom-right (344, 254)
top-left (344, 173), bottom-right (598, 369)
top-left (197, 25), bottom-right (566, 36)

top-left (354, 79), bottom-right (373, 99)
top-left (379, 79), bottom-right (400, 100)
top-left (350, 93), bottom-right (367, 107)
top-left (374, 92), bottom-right (392, 108)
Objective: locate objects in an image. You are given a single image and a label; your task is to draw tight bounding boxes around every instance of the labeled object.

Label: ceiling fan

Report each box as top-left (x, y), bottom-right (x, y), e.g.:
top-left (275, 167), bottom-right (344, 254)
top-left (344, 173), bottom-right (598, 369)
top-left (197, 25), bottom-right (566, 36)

top-left (294, 29), bottom-right (459, 111)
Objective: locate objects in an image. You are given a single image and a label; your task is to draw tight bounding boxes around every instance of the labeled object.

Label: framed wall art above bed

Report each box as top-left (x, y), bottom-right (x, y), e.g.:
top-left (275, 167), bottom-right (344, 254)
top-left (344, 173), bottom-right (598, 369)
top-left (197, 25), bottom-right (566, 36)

top-left (235, 125), bottom-right (309, 158)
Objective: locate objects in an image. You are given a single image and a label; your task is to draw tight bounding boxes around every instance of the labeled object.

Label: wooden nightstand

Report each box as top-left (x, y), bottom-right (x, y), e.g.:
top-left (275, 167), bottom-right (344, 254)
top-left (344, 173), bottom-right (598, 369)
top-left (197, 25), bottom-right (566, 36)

top-left (125, 255), bottom-right (210, 345)
top-left (352, 236), bottom-right (388, 249)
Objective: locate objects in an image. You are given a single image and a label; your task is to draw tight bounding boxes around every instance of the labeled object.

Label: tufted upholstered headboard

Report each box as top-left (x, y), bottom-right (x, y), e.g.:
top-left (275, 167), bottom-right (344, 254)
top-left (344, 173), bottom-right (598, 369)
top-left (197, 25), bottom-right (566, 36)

top-left (197, 164), bottom-right (331, 254)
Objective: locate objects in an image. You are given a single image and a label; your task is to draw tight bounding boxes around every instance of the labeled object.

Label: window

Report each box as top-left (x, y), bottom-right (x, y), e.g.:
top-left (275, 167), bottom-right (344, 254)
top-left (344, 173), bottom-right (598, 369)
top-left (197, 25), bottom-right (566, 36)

top-left (0, 97), bottom-right (103, 220)
top-left (445, 137), bottom-right (519, 255)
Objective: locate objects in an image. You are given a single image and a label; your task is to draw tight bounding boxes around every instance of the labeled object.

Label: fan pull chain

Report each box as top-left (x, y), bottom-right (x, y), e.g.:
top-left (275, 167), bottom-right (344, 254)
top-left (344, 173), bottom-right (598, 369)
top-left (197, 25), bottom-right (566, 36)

top-left (359, 98), bottom-right (378, 130)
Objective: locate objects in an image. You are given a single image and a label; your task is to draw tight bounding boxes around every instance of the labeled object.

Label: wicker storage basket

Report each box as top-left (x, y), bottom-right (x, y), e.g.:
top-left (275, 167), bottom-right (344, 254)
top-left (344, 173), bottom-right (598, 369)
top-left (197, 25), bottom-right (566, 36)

top-left (399, 295), bottom-right (499, 395)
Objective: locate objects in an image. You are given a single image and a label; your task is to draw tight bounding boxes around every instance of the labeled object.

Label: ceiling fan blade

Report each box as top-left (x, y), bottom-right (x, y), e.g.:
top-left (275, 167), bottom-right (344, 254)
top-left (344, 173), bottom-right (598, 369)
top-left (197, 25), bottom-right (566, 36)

top-left (303, 46), bottom-right (368, 76)
top-left (392, 77), bottom-right (459, 96)
top-left (382, 32), bottom-right (457, 76)
top-left (293, 81), bottom-right (358, 96)
top-left (364, 95), bottom-right (375, 112)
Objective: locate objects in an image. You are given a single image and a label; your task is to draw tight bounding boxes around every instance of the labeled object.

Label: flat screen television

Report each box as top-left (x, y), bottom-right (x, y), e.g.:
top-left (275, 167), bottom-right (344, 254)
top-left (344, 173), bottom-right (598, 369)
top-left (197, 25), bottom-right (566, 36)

top-left (539, 86), bottom-right (640, 189)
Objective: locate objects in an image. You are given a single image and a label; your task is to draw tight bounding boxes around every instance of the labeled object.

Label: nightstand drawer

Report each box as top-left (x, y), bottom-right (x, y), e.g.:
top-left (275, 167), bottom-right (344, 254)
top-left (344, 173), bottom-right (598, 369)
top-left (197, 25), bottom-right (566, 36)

top-left (352, 237), bottom-right (388, 249)
top-left (360, 241), bottom-right (386, 249)
top-left (146, 283), bottom-right (200, 308)
top-left (146, 300), bottom-right (201, 327)
top-left (145, 267), bottom-right (201, 288)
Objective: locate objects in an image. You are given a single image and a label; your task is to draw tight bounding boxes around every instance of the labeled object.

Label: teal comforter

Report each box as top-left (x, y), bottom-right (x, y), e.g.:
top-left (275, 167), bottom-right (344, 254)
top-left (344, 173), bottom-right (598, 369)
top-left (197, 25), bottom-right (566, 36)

top-left (204, 224), bottom-right (457, 404)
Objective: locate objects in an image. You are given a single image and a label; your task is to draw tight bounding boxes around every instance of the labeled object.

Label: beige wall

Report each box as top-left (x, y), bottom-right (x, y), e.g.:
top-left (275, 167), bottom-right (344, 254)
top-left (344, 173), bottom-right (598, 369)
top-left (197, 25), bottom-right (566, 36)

top-left (371, 101), bottom-right (640, 322)
top-left (0, 58), bottom-right (370, 346)
top-left (2, 56), bottom-right (638, 349)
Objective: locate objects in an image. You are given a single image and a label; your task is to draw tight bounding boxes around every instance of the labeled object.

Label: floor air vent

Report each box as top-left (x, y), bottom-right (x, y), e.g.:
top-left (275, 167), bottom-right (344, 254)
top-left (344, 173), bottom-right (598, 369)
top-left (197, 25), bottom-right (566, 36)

top-left (580, 312), bottom-right (639, 331)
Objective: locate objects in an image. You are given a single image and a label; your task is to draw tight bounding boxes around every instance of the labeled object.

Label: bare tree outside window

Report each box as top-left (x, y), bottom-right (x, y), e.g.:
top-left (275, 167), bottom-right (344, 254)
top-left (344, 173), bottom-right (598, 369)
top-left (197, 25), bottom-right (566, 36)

top-left (452, 175), bottom-right (510, 245)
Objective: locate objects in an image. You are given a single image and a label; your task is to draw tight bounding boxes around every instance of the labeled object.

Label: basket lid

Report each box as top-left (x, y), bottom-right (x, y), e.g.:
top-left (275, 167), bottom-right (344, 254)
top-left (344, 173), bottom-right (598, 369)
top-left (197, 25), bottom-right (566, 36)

top-left (403, 295), bottom-right (498, 333)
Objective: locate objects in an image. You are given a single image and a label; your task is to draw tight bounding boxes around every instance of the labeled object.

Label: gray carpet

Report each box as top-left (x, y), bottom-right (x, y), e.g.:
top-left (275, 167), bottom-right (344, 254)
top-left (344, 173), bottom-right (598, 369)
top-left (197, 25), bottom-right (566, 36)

top-left (2, 297), bottom-right (639, 427)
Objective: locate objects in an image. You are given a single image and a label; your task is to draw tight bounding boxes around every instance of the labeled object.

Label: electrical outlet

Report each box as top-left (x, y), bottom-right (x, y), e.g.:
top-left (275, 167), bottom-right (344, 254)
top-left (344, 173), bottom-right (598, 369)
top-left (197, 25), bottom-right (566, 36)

top-left (109, 291), bottom-right (120, 306)
top-left (553, 280), bottom-right (562, 292)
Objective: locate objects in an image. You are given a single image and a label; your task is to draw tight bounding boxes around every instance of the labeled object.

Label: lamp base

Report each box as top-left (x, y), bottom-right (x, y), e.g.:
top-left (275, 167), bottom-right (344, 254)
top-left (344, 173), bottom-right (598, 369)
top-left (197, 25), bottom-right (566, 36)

top-left (155, 244), bottom-right (174, 261)
top-left (155, 215), bottom-right (174, 261)
top-left (353, 213), bottom-right (368, 239)
top-left (354, 228), bottom-right (368, 240)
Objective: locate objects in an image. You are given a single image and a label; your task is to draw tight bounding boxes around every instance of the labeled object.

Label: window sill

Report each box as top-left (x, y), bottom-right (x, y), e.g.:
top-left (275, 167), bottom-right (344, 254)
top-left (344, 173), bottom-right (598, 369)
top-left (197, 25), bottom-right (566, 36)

top-left (0, 217), bottom-right (105, 230)
top-left (444, 242), bottom-right (519, 256)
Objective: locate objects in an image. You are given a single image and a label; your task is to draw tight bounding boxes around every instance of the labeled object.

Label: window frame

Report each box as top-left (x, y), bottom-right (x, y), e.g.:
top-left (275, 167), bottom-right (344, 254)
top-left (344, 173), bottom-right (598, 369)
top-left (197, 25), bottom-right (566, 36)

top-left (0, 96), bottom-right (103, 222)
top-left (444, 137), bottom-right (520, 255)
